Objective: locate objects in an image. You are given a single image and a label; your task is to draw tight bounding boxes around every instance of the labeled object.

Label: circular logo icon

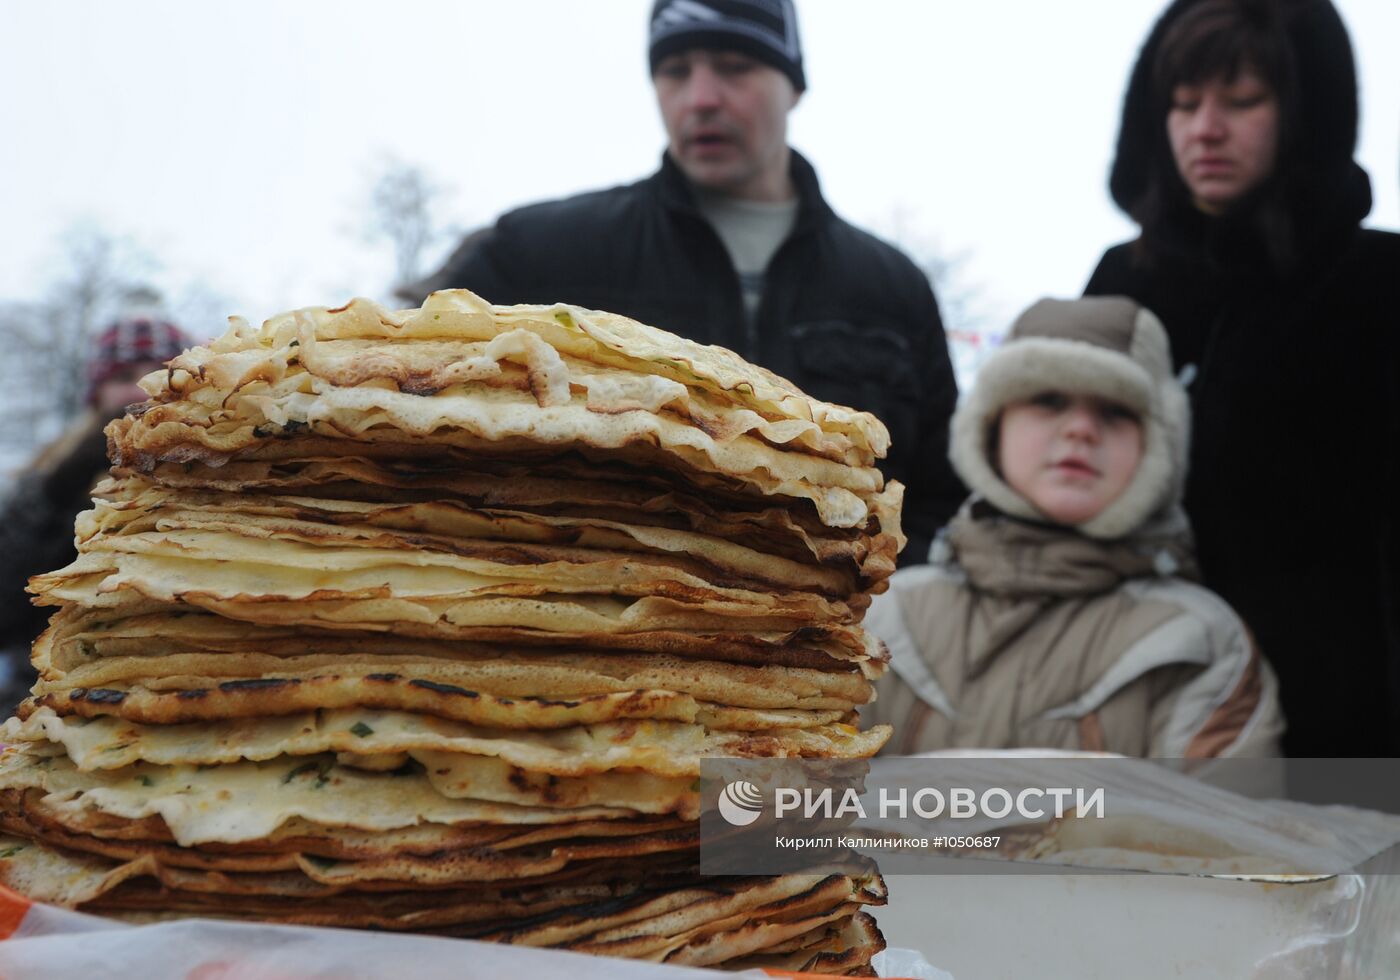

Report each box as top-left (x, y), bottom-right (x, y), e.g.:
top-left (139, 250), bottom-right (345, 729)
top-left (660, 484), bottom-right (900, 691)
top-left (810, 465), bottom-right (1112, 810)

top-left (718, 780), bottom-right (764, 826)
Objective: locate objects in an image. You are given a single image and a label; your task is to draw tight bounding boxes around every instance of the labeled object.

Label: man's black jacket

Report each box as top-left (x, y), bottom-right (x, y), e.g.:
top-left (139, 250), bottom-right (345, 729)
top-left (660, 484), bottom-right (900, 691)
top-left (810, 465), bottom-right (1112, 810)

top-left (417, 151), bottom-right (963, 562)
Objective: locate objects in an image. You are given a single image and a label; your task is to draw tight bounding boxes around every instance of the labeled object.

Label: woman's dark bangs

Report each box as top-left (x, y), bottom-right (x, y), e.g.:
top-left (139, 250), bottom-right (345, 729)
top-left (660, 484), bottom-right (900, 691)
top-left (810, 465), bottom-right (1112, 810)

top-left (1153, 3), bottom-right (1283, 94)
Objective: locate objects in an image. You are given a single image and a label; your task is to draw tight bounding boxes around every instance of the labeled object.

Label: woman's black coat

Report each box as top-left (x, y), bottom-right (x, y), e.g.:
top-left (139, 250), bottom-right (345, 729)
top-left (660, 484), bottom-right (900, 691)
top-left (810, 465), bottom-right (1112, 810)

top-left (1085, 0), bottom-right (1400, 756)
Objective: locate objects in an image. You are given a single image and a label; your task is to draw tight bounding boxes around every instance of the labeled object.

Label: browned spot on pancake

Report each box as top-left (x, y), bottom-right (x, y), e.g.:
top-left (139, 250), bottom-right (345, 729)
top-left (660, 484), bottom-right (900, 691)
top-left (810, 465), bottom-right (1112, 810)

top-left (407, 679), bottom-right (479, 699)
top-left (398, 375), bottom-right (442, 397)
top-left (218, 678), bottom-right (302, 692)
top-left (69, 688), bottom-right (128, 705)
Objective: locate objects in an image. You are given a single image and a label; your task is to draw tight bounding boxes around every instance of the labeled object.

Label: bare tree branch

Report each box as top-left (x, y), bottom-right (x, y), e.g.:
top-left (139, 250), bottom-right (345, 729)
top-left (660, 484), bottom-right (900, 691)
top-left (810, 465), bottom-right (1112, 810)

top-left (870, 207), bottom-right (1002, 388)
top-left (39, 222), bottom-right (158, 418)
top-left (168, 282), bottom-right (237, 343)
top-left (0, 222), bottom-right (156, 458)
top-left (365, 160), bottom-right (443, 289)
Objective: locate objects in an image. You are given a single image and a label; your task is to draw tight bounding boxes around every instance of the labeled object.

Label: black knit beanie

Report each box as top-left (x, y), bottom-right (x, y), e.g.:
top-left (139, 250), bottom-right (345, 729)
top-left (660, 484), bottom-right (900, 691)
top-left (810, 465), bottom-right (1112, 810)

top-left (648, 0), bottom-right (806, 92)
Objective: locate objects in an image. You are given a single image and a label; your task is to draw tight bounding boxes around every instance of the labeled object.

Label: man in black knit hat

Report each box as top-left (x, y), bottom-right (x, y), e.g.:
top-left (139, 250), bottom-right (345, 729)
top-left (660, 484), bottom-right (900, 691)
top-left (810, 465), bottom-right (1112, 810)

top-left (411, 0), bottom-right (963, 564)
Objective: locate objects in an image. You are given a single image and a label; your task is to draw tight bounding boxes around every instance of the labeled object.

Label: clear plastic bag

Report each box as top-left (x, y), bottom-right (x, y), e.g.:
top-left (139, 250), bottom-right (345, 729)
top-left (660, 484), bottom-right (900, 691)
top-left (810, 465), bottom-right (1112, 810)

top-left (0, 904), bottom-right (777, 980)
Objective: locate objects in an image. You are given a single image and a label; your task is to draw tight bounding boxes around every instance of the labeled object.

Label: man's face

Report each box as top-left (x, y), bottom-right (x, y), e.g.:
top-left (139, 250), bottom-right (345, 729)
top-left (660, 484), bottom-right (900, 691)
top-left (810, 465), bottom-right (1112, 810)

top-left (95, 360), bottom-right (164, 415)
top-left (653, 48), bottom-right (800, 202)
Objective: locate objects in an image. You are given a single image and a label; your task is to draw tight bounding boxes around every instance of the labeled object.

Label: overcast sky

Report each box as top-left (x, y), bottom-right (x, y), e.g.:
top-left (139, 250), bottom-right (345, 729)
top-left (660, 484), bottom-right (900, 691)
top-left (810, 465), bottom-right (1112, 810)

top-left (2, 0), bottom-right (1397, 338)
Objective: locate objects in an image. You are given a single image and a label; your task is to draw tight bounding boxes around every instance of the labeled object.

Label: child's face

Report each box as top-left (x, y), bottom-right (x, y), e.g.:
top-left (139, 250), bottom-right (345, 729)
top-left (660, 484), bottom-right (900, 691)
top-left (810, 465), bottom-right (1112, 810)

top-left (998, 392), bottom-right (1144, 526)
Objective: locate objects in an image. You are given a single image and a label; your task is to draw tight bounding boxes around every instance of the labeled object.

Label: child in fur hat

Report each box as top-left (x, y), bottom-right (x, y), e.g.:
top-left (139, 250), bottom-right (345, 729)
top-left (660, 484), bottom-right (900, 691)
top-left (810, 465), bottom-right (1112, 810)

top-left (863, 296), bottom-right (1283, 757)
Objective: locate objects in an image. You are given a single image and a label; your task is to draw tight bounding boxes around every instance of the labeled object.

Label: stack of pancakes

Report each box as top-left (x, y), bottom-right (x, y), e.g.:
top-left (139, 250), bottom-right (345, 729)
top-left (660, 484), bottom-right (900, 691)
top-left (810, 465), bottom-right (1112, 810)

top-left (0, 290), bottom-right (899, 974)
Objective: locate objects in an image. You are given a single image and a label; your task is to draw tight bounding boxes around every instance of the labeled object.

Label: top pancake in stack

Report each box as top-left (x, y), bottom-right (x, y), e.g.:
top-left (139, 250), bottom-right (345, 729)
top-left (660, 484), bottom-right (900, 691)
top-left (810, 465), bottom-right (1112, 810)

top-left (1, 290), bottom-right (898, 973)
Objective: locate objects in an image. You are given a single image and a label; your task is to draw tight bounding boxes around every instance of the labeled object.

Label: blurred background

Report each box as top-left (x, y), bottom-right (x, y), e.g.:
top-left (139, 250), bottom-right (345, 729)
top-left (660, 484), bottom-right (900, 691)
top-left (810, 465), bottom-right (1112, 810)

top-left (2, 0), bottom-right (1396, 481)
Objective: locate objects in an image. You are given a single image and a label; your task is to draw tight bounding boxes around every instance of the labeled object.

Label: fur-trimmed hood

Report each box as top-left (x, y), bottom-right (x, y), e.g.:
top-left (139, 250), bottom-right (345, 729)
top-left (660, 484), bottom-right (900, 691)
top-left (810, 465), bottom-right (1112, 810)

top-left (950, 296), bottom-right (1189, 540)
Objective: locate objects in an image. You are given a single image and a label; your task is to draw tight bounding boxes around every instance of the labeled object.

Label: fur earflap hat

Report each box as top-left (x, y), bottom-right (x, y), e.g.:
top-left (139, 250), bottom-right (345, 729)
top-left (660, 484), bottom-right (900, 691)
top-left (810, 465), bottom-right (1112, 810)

top-left (949, 296), bottom-right (1189, 539)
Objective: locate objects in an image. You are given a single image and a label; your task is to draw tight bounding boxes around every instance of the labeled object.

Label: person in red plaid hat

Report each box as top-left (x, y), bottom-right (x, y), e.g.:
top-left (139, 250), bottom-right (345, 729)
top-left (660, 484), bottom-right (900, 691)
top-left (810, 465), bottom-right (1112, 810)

top-left (83, 315), bottom-right (191, 414)
top-left (0, 312), bottom-right (192, 711)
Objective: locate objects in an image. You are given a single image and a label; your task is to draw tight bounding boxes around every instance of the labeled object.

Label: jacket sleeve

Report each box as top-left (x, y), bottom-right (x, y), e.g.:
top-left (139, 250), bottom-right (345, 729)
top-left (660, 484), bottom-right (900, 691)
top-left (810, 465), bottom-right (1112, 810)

top-left (1378, 398), bottom-right (1400, 754)
top-left (0, 472), bottom-right (53, 642)
top-left (0, 467), bottom-right (81, 710)
top-left (0, 417), bottom-right (109, 651)
top-left (1385, 302), bottom-right (1400, 741)
top-left (1147, 625), bottom-right (1285, 758)
top-left (899, 278), bottom-right (964, 566)
top-left (859, 570), bottom-right (962, 755)
top-left (860, 589), bottom-right (920, 735)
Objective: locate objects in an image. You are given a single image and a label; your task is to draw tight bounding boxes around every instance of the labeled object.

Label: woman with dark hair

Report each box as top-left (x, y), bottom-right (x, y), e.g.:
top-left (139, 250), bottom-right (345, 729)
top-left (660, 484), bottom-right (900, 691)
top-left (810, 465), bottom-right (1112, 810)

top-left (1085, 0), bottom-right (1400, 757)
